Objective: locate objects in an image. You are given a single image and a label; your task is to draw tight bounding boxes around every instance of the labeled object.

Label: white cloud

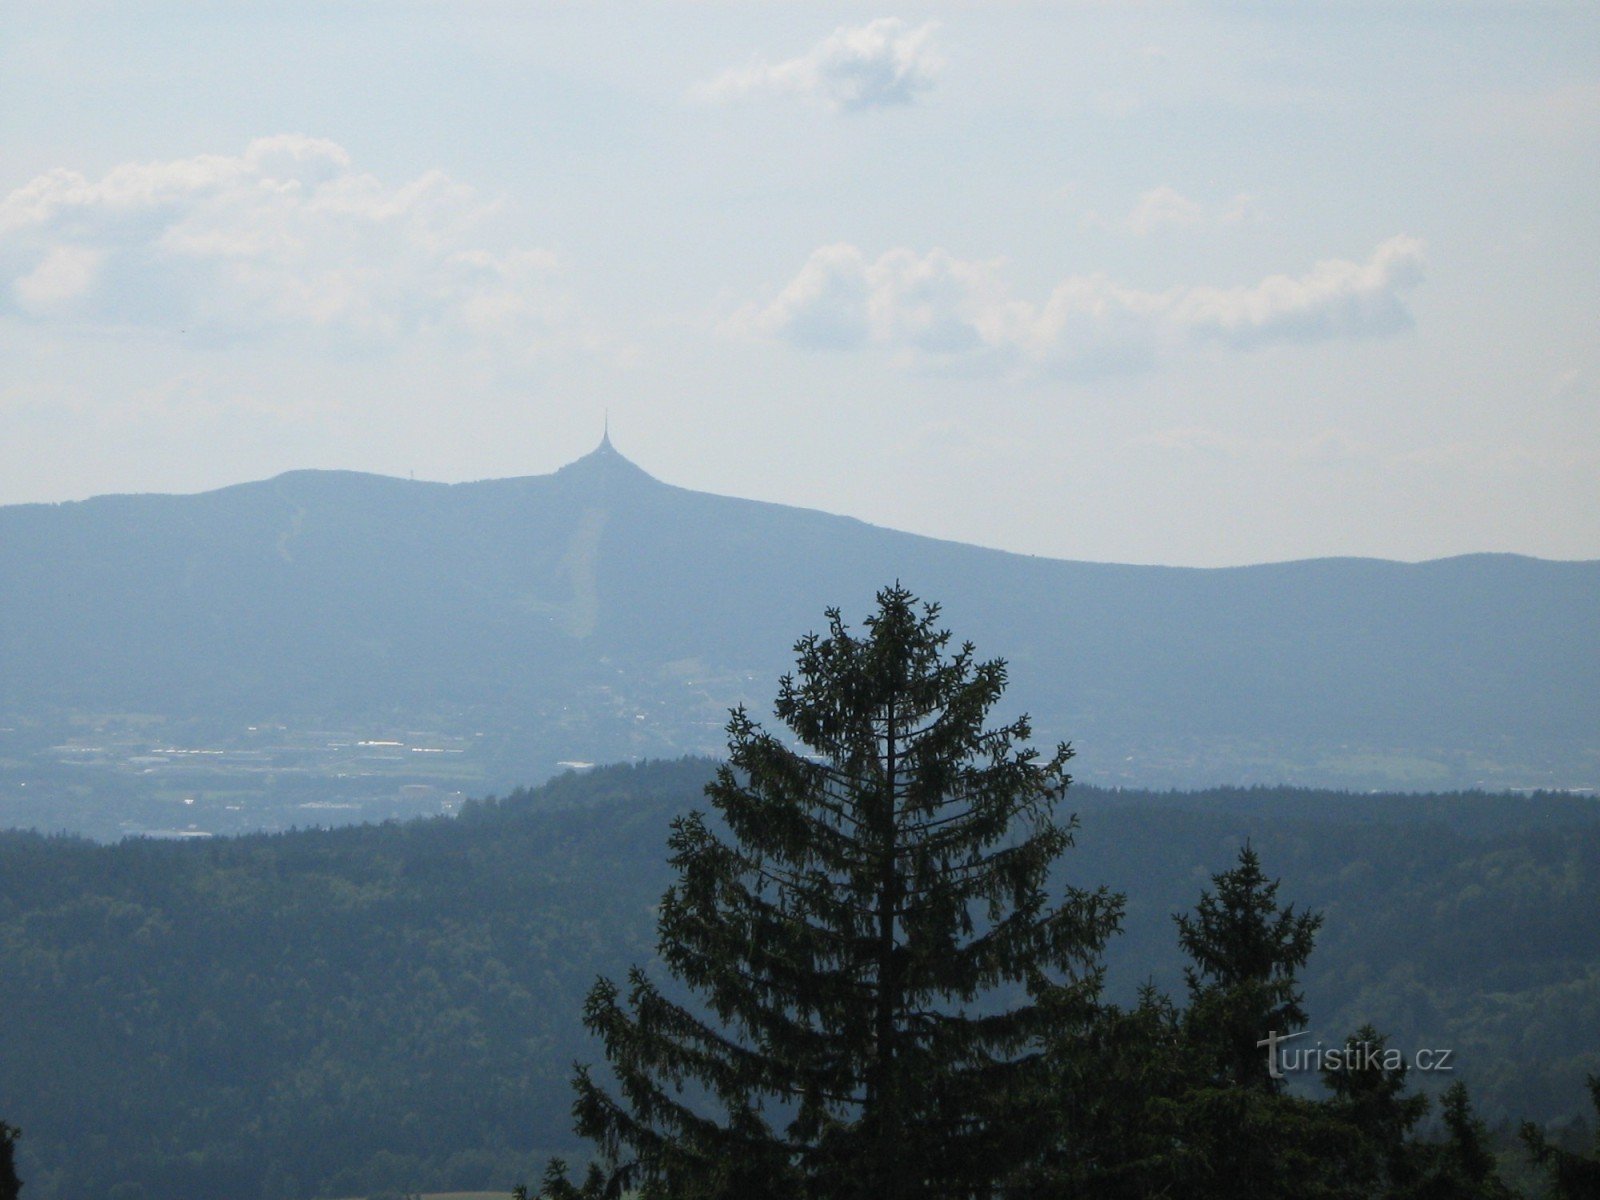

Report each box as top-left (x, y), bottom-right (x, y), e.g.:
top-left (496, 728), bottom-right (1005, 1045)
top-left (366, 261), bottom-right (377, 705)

top-left (13, 245), bottom-right (102, 313)
top-left (695, 19), bottom-right (942, 112)
top-left (1220, 193), bottom-right (1264, 225)
top-left (743, 244), bottom-right (1001, 354)
top-left (0, 136), bottom-right (572, 351)
top-left (736, 237), bottom-right (1425, 375)
top-left (1097, 187), bottom-right (1264, 236)
top-left (1173, 237), bottom-right (1424, 348)
top-left (1126, 186), bottom-right (1204, 235)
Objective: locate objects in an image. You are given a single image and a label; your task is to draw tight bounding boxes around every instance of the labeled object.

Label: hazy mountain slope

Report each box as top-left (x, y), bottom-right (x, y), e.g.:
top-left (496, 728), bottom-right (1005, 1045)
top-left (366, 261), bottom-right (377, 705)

top-left (1, 439), bottom-right (1595, 804)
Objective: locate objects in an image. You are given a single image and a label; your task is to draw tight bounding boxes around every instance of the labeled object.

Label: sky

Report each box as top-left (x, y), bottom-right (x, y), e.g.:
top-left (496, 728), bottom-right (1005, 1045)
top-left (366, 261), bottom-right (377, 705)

top-left (1, 1), bottom-right (1596, 567)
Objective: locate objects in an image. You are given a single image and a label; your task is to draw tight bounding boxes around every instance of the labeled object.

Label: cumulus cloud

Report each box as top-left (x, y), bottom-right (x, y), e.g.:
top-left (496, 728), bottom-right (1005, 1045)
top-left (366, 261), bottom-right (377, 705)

top-left (0, 135), bottom-right (572, 350)
top-left (1088, 187), bottom-right (1264, 235)
top-left (13, 245), bottom-right (102, 312)
top-left (695, 18), bottom-right (942, 111)
top-left (734, 237), bottom-right (1425, 375)
top-left (749, 244), bottom-right (1001, 354)
top-left (1126, 186), bottom-right (1205, 235)
top-left (1174, 237), bottom-right (1424, 348)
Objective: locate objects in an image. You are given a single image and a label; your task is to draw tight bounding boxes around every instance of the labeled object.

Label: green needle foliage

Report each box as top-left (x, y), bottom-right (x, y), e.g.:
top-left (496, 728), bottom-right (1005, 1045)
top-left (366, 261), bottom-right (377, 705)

top-left (1, 1122), bottom-right (20, 1200)
top-left (545, 586), bottom-right (1122, 1200)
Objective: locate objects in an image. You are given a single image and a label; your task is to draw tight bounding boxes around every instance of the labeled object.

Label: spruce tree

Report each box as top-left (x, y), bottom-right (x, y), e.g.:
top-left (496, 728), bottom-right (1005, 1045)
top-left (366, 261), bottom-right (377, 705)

top-left (1025, 982), bottom-right (1198, 1197)
top-left (1522, 1076), bottom-right (1600, 1200)
top-left (1169, 846), bottom-right (1337, 1199)
top-left (0, 1122), bottom-right (20, 1200)
top-left (547, 585), bottom-right (1122, 1200)
top-left (1415, 1082), bottom-right (1517, 1200)
top-left (1175, 842), bottom-right (1322, 1094)
top-left (1320, 1025), bottom-right (1430, 1196)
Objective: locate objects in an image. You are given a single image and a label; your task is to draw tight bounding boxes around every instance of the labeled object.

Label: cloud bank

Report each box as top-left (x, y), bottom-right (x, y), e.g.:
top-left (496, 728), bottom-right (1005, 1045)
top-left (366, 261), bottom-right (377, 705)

top-left (735, 238), bottom-right (1425, 375)
top-left (696, 19), bottom-right (942, 111)
top-left (0, 136), bottom-right (570, 349)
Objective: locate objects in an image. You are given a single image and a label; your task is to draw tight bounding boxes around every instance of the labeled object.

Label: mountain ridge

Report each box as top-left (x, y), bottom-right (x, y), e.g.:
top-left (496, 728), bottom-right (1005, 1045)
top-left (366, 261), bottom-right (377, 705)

top-left (2, 441), bottom-right (1596, 834)
top-left (28, 455), bottom-right (1588, 575)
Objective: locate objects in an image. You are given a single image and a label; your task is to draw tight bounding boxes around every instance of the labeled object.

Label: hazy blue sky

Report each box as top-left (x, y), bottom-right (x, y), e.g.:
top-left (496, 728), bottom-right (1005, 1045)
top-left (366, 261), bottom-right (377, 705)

top-left (2, 1), bottom-right (1596, 565)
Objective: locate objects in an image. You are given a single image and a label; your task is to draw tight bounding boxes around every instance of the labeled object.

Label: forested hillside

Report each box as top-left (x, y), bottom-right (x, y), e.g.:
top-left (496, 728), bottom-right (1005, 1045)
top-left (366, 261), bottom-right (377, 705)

top-left (2, 760), bottom-right (1595, 1199)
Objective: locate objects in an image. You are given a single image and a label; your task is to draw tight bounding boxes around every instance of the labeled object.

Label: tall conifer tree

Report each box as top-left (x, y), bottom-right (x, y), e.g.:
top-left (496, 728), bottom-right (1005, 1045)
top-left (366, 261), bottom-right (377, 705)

top-left (546, 586), bottom-right (1121, 1200)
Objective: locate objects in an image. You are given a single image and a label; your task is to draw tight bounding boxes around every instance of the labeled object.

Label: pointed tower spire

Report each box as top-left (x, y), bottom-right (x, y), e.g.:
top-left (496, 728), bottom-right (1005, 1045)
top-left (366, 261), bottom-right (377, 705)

top-left (555, 412), bottom-right (655, 484)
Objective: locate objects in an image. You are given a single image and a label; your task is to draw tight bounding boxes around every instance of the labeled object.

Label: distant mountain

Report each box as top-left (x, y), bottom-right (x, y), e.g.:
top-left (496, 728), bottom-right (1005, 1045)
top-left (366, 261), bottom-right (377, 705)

top-left (1, 436), bottom-right (1596, 832)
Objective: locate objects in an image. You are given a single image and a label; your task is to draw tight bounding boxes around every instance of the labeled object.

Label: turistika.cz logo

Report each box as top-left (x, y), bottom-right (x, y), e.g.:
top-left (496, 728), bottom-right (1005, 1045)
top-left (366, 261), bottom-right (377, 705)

top-left (1256, 1030), bottom-right (1456, 1080)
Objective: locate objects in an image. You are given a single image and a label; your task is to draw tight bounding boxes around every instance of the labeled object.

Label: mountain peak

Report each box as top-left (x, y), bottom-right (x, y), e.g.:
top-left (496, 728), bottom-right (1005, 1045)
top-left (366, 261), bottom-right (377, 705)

top-left (554, 427), bottom-right (659, 486)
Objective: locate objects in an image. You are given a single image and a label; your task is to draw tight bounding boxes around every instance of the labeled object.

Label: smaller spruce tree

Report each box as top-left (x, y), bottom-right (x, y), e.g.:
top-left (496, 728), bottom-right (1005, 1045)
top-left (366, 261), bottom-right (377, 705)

top-left (1321, 1025), bottom-right (1430, 1195)
top-left (1170, 845), bottom-right (1336, 1200)
top-left (1176, 842), bottom-right (1322, 1094)
top-left (1523, 1076), bottom-right (1600, 1200)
